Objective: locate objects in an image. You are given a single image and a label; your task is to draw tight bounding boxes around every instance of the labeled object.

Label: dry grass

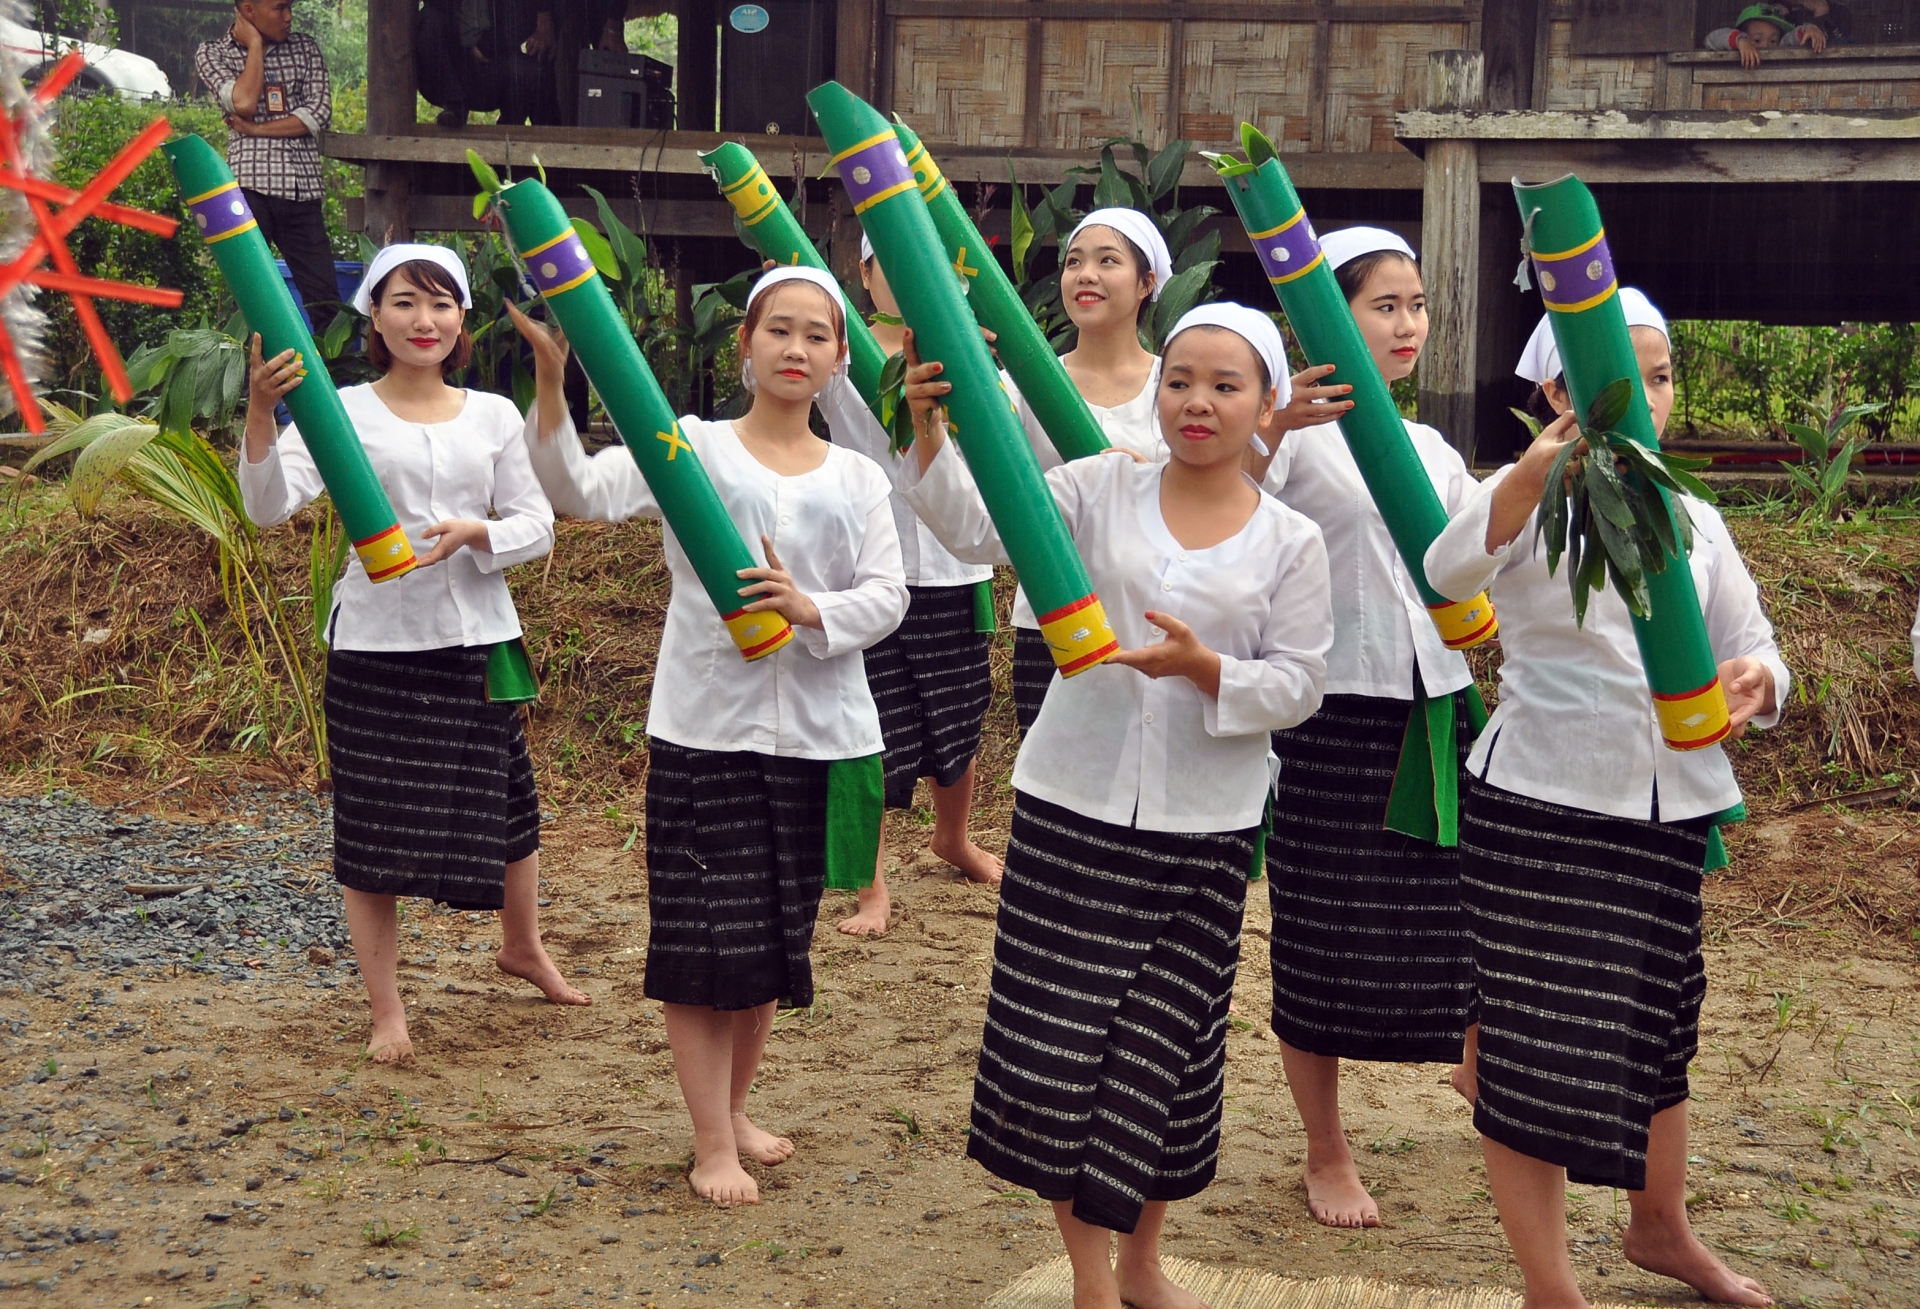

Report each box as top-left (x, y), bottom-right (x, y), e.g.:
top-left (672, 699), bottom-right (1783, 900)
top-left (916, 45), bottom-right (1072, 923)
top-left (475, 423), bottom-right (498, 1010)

top-left (1, 483), bottom-right (1915, 825)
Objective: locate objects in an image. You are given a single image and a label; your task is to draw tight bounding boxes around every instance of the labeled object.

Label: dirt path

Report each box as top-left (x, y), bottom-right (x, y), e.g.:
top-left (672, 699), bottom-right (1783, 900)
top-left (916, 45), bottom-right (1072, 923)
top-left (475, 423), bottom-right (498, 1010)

top-left (2, 801), bottom-right (1916, 1308)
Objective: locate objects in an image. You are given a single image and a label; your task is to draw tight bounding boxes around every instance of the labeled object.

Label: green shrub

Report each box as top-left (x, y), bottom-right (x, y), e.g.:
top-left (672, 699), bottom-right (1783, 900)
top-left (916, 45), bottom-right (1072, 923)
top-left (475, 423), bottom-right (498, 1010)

top-left (1671, 320), bottom-right (1920, 441)
top-left (37, 86), bottom-right (368, 411)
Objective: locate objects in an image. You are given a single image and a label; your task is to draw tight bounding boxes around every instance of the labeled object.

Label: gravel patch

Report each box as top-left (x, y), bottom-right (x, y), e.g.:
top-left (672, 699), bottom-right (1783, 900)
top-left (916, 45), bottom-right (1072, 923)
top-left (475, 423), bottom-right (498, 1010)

top-left (0, 788), bottom-right (348, 998)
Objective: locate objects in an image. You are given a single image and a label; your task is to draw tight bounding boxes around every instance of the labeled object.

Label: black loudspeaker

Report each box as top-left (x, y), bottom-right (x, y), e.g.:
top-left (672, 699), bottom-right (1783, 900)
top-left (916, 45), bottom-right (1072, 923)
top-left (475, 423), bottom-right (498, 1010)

top-left (577, 49), bottom-right (676, 129)
top-left (720, 1), bottom-right (834, 137)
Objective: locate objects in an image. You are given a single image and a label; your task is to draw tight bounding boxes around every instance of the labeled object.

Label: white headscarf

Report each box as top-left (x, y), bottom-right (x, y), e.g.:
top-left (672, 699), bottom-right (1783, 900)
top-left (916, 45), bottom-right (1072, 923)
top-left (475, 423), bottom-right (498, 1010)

top-left (352, 243), bottom-right (472, 315)
top-left (1515, 286), bottom-right (1669, 384)
top-left (1066, 208), bottom-right (1174, 302)
top-left (859, 232), bottom-right (874, 264)
top-left (1163, 302), bottom-right (1294, 457)
top-left (1318, 226), bottom-right (1417, 273)
top-left (742, 265), bottom-right (851, 387)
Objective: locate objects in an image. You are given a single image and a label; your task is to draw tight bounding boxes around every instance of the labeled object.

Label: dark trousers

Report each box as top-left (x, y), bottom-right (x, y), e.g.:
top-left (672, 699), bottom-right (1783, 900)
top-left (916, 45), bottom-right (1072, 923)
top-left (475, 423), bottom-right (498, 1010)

top-left (243, 189), bottom-right (337, 325)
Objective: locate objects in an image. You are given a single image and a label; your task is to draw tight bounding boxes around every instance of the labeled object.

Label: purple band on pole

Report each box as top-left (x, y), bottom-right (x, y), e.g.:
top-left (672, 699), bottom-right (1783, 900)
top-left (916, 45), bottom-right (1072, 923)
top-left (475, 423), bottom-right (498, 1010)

top-left (188, 184), bottom-right (257, 244)
top-left (525, 232), bottom-right (598, 297)
top-left (835, 135), bottom-right (916, 214)
top-left (1250, 211), bottom-right (1325, 285)
top-left (1533, 232), bottom-right (1618, 313)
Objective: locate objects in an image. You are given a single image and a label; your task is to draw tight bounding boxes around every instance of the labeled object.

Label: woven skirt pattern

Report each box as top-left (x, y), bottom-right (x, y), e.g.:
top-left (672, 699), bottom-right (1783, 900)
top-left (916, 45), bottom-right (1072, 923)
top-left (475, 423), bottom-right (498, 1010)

top-left (325, 646), bottom-right (540, 912)
top-left (642, 739), bottom-right (830, 1011)
top-left (1011, 625), bottom-right (1054, 737)
top-left (1266, 693), bottom-right (1474, 1063)
top-left (866, 584), bottom-right (993, 810)
top-left (1460, 777), bottom-right (1710, 1190)
top-left (969, 792), bottom-right (1252, 1234)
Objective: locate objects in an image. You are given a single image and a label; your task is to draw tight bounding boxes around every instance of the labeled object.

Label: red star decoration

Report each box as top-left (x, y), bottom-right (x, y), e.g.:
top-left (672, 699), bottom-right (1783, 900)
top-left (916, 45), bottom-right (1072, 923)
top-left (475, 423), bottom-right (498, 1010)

top-left (0, 52), bottom-right (184, 433)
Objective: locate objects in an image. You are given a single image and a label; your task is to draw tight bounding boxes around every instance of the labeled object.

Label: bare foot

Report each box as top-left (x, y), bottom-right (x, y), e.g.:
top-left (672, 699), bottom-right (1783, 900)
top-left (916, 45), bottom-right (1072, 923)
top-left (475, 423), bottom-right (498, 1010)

top-left (495, 943), bottom-right (591, 1005)
top-left (1449, 1060), bottom-right (1477, 1105)
top-left (1115, 1262), bottom-right (1210, 1309)
top-left (837, 885), bottom-right (890, 936)
top-left (1624, 1217), bottom-right (1771, 1305)
top-left (930, 832), bottom-right (1003, 886)
top-left (731, 1112), bottom-right (794, 1165)
top-left (689, 1153), bottom-right (759, 1206)
top-left (366, 1017), bottom-right (413, 1065)
top-left (1304, 1156), bottom-right (1379, 1228)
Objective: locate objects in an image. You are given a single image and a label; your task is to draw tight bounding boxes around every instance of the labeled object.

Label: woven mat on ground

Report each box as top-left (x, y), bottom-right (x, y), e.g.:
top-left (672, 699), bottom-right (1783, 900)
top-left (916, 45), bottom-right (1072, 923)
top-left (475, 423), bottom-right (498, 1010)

top-left (986, 1257), bottom-right (1636, 1309)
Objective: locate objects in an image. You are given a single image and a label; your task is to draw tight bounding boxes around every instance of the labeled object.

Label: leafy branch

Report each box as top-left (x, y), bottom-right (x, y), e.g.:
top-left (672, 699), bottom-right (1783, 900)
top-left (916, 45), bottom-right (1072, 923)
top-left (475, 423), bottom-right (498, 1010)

top-left (1522, 378), bottom-right (1718, 626)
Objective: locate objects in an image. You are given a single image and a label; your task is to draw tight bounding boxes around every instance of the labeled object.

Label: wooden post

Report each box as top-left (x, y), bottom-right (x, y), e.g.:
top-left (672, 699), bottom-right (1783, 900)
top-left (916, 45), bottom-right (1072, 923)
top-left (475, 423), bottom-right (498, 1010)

top-left (362, 0), bottom-right (415, 243)
top-left (836, 0), bottom-right (880, 102)
top-left (1417, 49), bottom-right (1484, 464)
top-left (679, 0), bottom-right (718, 133)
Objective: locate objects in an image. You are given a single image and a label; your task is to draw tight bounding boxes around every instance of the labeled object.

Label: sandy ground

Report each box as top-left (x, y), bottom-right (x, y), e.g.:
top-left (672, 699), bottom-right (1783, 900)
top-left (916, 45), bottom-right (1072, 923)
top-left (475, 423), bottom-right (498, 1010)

top-left (2, 795), bottom-right (1916, 1309)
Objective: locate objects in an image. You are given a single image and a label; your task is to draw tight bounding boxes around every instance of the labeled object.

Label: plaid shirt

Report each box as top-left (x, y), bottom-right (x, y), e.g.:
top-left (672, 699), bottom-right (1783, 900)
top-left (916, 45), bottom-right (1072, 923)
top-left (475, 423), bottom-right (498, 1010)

top-left (193, 31), bottom-right (331, 202)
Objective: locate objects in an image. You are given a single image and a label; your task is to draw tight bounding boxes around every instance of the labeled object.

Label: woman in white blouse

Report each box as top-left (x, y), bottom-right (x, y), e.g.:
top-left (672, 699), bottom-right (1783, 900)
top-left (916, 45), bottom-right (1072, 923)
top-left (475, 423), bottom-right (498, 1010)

top-left (901, 304), bottom-right (1330, 1309)
top-left (1252, 228), bottom-right (1482, 1229)
top-left (518, 266), bottom-right (907, 1207)
top-left (240, 244), bottom-right (583, 1068)
top-left (1423, 296), bottom-right (1783, 1309)
top-left (812, 238), bottom-right (1003, 939)
top-left (1003, 208), bottom-right (1174, 736)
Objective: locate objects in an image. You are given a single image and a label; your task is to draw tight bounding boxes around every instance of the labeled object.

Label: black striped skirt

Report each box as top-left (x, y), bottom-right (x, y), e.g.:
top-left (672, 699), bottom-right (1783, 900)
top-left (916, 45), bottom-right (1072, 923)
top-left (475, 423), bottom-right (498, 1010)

top-left (325, 646), bottom-right (540, 912)
top-left (866, 584), bottom-right (993, 810)
top-left (642, 738), bottom-right (830, 1011)
top-left (969, 792), bottom-right (1253, 1235)
top-left (1460, 776), bottom-right (1711, 1191)
top-left (1011, 625), bottom-right (1053, 738)
top-left (1267, 693), bottom-right (1473, 1063)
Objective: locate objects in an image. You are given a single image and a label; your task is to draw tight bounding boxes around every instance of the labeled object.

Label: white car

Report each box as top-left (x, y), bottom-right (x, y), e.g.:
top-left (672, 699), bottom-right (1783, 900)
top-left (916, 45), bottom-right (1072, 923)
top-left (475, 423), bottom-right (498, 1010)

top-left (0, 17), bottom-right (172, 100)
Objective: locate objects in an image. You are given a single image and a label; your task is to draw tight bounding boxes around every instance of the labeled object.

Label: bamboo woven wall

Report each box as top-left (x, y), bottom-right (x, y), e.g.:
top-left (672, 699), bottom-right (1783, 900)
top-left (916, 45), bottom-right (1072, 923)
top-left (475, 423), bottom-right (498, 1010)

top-left (893, 18), bottom-right (1028, 148)
top-left (1177, 21), bottom-right (1315, 150)
top-left (1541, 20), bottom-right (1659, 111)
top-left (1040, 20), bottom-right (1170, 150)
top-left (890, 9), bottom-right (1481, 152)
top-left (1324, 21), bottom-right (1472, 152)
top-left (1698, 76), bottom-right (1920, 112)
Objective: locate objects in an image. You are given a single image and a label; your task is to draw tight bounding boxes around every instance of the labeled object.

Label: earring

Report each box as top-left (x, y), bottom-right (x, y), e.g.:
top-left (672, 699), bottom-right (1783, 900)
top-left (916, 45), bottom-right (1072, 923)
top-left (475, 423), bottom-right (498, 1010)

top-left (739, 357), bottom-right (756, 393)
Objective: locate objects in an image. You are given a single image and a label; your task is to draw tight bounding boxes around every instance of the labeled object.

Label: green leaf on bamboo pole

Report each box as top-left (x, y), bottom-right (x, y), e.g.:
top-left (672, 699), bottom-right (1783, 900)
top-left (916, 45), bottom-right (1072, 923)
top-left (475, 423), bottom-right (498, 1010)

top-left (1007, 159), bottom-right (1035, 284)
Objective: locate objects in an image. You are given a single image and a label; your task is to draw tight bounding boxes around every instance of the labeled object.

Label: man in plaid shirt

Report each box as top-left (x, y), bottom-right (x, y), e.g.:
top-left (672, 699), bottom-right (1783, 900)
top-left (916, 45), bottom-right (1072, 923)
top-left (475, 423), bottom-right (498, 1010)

top-left (194, 0), bottom-right (337, 318)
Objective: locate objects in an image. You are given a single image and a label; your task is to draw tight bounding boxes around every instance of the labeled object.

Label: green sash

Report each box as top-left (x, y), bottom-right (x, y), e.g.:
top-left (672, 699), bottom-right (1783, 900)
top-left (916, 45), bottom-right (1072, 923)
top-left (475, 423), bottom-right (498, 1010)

top-left (1383, 682), bottom-right (1491, 848)
top-left (973, 578), bottom-right (998, 634)
top-left (1704, 801), bottom-right (1745, 873)
top-left (484, 639), bottom-right (540, 704)
top-left (824, 753), bottom-right (885, 890)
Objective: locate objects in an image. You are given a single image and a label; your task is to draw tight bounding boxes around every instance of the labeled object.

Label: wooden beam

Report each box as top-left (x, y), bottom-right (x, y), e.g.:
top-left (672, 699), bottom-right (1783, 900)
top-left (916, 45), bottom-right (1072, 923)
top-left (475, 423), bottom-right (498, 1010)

top-left (1418, 50), bottom-right (1484, 465)
top-left (1307, 18), bottom-right (1330, 153)
top-left (343, 195), bottom-right (815, 239)
top-left (362, 0), bottom-right (415, 242)
top-left (1478, 138), bottom-right (1920, 184)
top-left (1479, 0), bottom-right (1537, 111)
top-left (883, 2), bottom-right (1473, 17)
top-left (1166, 6), bottom-right (1186, 146)
top-left (323, 130), bottom-right (1429, 190)
top-left (1397, 108), bottom-right (1920, 142)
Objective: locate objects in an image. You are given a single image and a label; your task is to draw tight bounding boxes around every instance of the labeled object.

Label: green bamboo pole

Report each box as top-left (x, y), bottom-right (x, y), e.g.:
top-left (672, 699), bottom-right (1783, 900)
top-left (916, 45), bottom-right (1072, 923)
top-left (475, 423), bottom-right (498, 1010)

top-left (891, 120), bottom-right (1111, 462)
top-left (700, 142), bottom-right (887, 408)
top-left (496, 178), bottom-right (794, 662)
top-left (1215, 144), bottom-right (1495, 650)
top-left (807, 81), bottom-right (1116, 677)
top-left (164, 135), bottom-right (416, 584)
top-left (1514, 174), bottom-right (1729, 751)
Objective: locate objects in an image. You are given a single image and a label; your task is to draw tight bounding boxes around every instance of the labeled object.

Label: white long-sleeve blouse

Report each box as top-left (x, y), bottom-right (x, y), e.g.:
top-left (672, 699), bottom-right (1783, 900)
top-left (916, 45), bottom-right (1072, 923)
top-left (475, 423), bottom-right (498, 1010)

top-left (814, 372), bottom-right (991, 589)
top-left (238, 385), bottom-right (554, 653)
top-left (1262, 418), bottom-right (1475, 700)
top-left (1423, 465), bottom-right (1791, 823)
top-left (1004, 360), bottom-right (1165, 630)
top-left (902, 442), bottom-right (1331, 832)
top-left (523, 412), bottom-right (908, 761)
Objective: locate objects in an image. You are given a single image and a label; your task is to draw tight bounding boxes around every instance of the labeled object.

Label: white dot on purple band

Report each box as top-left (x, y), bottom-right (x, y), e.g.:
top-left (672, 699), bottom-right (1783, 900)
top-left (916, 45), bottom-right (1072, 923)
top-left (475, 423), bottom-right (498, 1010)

top-left (194, 214), bottom-right (207, 228)
top-left (1271, 246), bottom-right (1289, 262)
top-left (1586, 259), bottom-right (1604, 280)
top-left (540, 261), bottom-right (558, 279)
top-left (572, 242), bottom-right (586, 259)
